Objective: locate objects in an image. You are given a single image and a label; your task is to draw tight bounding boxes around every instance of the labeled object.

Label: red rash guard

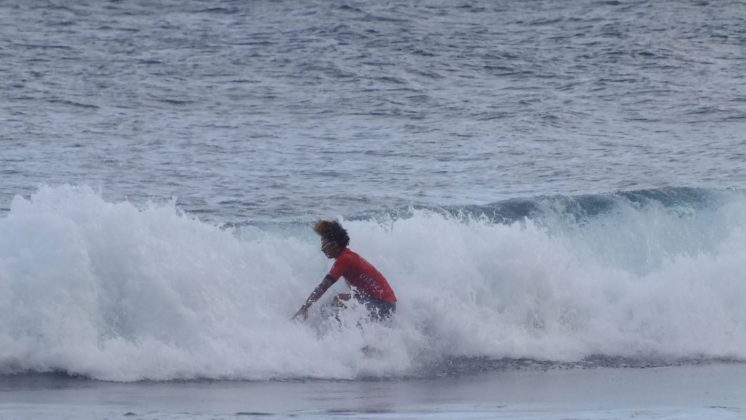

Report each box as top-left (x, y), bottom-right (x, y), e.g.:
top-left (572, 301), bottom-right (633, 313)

top-left (328, 248), bottom-right (397, 303)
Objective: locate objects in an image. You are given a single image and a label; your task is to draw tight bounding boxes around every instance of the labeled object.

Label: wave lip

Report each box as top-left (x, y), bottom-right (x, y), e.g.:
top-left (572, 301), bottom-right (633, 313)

top-left (401, 187), bottom-right (723, 224)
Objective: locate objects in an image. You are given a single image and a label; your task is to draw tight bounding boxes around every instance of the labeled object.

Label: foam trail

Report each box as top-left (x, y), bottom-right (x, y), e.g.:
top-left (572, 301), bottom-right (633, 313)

top-left (1, 185), bottom-right (746, 381)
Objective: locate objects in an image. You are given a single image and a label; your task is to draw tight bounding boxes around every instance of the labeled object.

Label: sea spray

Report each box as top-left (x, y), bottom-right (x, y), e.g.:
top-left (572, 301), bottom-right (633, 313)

top-left (1, 185), bottom-right (746, 381)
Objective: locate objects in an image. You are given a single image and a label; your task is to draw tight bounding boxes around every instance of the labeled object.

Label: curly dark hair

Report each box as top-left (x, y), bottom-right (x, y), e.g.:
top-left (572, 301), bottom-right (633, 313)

top-left (313, 220), bottom-right (350, 248)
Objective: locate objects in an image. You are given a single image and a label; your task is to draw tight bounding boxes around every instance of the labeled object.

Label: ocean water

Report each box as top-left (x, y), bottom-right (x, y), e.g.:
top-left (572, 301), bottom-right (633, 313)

top-left (2, 0), bottom-right (746, 418)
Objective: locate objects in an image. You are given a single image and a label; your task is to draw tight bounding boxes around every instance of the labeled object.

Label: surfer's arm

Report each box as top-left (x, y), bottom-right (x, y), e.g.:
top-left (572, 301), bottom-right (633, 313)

top-left (293, 275), bottom-right (336, 320)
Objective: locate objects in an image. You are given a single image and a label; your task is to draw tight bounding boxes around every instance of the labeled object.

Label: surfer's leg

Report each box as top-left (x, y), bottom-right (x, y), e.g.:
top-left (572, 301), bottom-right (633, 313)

top-left (375, 301), bottom-right (395, 321)
top-left (360, 296), bottom-right (396, 322)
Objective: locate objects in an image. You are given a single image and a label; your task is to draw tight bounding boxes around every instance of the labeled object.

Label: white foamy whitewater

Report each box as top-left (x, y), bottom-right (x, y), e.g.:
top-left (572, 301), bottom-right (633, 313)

top-left (0, 185), bottom-right (745, 382)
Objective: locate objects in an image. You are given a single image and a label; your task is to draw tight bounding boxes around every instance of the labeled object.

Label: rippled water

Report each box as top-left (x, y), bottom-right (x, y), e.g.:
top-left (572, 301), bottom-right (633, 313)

top-left (3, 5), bottom-right (746, 419)
top-left (2, 0), bottom-right (745, 223)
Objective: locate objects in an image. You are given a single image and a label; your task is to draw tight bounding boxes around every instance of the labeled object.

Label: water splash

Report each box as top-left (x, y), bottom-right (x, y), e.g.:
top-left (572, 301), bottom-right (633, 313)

top-left (1, 185), bottom-right (745, 381)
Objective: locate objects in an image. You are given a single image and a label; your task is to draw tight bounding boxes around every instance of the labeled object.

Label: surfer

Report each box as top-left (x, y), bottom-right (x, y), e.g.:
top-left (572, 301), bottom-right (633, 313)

top-left (293, 220), bottom-right (397, 322)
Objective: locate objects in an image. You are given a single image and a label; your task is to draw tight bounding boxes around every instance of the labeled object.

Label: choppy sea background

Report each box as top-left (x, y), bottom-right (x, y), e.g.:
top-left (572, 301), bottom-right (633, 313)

top-left (2, 0), bottom-right (746, 418)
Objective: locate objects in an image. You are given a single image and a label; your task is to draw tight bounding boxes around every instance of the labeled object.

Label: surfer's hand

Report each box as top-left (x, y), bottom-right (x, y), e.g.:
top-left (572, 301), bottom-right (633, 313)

top-left (292, 306), bottom-right (308, 321)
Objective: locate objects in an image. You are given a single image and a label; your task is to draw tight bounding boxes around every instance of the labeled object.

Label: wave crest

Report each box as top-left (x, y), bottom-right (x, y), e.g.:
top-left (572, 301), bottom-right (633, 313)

top-left (1, 185), bottom-right (745, 381)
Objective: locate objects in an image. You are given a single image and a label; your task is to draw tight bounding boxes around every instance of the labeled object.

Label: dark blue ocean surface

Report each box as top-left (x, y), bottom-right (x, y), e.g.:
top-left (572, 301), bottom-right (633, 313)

top-left (2, 0), bottom-right (745, 223)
